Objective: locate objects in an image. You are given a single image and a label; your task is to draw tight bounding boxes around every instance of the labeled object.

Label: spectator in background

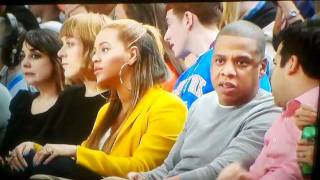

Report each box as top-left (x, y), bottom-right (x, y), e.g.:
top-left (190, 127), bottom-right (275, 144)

top-left (62, 4), bottom-right (116, 19)
top-left (0, 83), bottom-right (11, 147)
top-left (164, 3), bottom-right (221, 108)
top-left (238, 1), bottom-right (277, 75)
top-left (295, 0), bottom-right (316, 19)
top-left (113, 3), bottom-right (185, 91)
top-left (239, 1), bottom-right (276, 29)
top-left (164, 3), bottom-right (271, 109)
top-left (1, 5), bottom-right (39, 30)
top-left (219, 2), bottom-right (241, 29)
top-left (28, 5), bottom-right (61, 23)
top-left (0, 5), bottom-right (39, 97)
top-left (28, 5), bottom-right (63, 33)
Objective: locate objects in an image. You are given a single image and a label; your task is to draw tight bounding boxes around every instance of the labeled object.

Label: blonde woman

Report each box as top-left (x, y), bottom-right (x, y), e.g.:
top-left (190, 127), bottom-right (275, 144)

top-left (27, 19), bottom-right (187, 179)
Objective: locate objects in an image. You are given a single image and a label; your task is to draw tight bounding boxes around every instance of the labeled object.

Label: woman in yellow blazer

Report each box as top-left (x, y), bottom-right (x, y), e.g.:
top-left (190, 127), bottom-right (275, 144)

top-left (28, 19), bottom-right (187, 179)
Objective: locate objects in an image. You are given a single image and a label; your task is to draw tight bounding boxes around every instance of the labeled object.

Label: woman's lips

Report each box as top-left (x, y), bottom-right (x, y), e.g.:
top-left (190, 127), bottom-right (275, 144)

top-left (94, 67), bottom-right (103, 75)
top-left (61, 63), bottom-right (68, 67)
top-left (23, 72), bottom-right (35, 76)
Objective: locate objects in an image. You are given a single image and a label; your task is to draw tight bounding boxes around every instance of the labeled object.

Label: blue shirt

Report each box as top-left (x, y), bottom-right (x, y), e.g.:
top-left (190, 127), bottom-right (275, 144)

top-left (174, 49), bottom-right (271, 109)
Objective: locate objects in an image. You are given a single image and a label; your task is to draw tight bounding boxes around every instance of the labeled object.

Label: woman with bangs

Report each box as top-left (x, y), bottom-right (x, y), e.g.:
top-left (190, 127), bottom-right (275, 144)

top-left (48, 13), bottom-right (111, 145)
top-left (25, 19), bottom-right (187, 180)
top-left (2, 13), bottom-right (111, 179)
top-left (0, 28), bottom-right (64, 178)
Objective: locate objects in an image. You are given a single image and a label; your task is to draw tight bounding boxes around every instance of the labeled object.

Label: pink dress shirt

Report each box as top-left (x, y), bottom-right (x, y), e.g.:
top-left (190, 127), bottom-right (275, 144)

top-left (248, 86), bottom-right (319, 180)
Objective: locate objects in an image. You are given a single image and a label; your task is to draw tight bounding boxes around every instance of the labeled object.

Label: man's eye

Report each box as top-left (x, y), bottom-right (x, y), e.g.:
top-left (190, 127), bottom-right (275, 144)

top-left (236, 60), bottom-right (248, 66)
top-left (215, 58), bottom-right (224, 65)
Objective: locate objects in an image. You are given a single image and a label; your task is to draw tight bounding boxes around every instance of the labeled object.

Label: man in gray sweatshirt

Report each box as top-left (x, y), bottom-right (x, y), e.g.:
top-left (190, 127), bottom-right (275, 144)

top-left (104, 20), bottom-right (282, 180)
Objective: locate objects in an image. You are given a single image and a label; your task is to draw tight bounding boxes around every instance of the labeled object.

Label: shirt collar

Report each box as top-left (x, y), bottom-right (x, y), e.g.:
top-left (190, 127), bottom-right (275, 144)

top-left (284, 86), bottom-right (319, 117)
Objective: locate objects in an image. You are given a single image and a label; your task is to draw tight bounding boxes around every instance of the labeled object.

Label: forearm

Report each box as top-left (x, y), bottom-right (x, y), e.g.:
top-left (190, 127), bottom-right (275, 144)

top-left (277, 1), bottom-right (304, 24)
top-left (76, 146), bottom-right (159, 177)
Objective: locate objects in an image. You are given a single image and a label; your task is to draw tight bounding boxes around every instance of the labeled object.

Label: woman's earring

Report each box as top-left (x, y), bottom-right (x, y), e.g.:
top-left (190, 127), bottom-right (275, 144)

top-left (119, 63), bottom-right (132, 91)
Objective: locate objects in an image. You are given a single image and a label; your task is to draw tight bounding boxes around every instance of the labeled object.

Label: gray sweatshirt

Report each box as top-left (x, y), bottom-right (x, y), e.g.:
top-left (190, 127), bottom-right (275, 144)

top-left (143, 89), bottom-right (282, 180)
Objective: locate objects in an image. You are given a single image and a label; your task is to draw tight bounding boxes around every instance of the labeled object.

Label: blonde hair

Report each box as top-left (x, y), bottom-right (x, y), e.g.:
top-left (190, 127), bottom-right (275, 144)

top-left (60, 13), bottom-right (111, 81)
top-left (219, 2), bottom-right (241, 29)
top-left (86, 19), bottom-right (168, 148)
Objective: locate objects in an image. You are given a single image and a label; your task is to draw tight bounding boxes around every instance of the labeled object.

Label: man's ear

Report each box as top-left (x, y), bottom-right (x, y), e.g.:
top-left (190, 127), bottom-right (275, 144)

top-left (183, 11), bottom-right (194, 31)
top-left (258, 58), bottom-right (267, 78)
top-left (127, 46), bottom-right (139, 65)
top-left (286, 55), bottom-right (299, 75)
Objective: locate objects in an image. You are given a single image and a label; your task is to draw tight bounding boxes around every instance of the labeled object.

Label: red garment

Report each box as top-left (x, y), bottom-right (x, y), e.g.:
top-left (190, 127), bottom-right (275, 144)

top-left (162, 59), bottom-right (179, 92)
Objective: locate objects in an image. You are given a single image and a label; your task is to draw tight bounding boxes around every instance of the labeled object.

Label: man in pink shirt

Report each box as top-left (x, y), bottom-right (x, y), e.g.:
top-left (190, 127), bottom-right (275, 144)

top-left (217, 18), bottom-right (320, 180)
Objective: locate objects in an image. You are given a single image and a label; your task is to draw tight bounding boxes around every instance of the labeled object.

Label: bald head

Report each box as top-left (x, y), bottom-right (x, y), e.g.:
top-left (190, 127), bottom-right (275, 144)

top-left (216, 20), bottom-right (266, 59)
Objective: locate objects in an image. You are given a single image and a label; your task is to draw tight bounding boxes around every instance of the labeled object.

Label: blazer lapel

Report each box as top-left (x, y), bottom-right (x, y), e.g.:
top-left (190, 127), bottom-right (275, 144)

top-left (113, 87), bottom-right (161, 146)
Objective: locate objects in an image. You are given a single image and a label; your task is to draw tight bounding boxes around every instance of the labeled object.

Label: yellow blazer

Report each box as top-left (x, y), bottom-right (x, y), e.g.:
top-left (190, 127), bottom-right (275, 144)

top-left (76, 87), bottom-right (188, 177)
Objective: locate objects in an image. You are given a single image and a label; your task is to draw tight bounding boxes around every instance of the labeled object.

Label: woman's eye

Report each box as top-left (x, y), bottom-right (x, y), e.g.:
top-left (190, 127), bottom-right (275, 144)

top-left (90, 49), bottom-right (96, 59)
top-left (31, 53), bottom-right (41, 60)
top-left (101, 47), bottom-right (109, 53)
top-left (20, 53), bottom-right (25, 60)
top-left (66, 42), bottom-right (73, 47)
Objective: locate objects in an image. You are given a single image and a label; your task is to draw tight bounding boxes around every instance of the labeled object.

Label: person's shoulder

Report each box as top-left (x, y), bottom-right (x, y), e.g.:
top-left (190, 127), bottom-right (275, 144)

top-left (60, 85), bottom-right (85, 97)
top-left (197, 49), bottom-right (214, 70)
top-left (12, 90), bottom-right (33, 101)
top-left (197, 91), bottom-right (217, 103)
top-left (189, 91), bottom-right (217, 109)
top-left (244, 89), bottom-right (282, 116)
top-left (0, 84), bottom-right (11, 100)
top-left (95, 103), bottom-right (110, 122)
top-left (199, 49), bottom-right (214, 62)
top-left (153, 88), bottom-right (186, 107)
top-left (9, 90), bottom-right (34, 112)
top-left (254, 89), bottom-right (275, 103)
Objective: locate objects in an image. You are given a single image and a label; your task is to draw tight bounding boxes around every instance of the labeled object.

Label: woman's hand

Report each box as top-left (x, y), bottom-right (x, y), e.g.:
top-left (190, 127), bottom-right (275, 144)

top-left (293, 105), bottom-right (317, 130)
top-left (7, 141), bottom-right (34, 171)
top-left (33, 144), bottom-right (76, 166)
top-left (297, 139), bottom-right (314, 167)
top-left (127, 172), bottom-right (146, 180)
